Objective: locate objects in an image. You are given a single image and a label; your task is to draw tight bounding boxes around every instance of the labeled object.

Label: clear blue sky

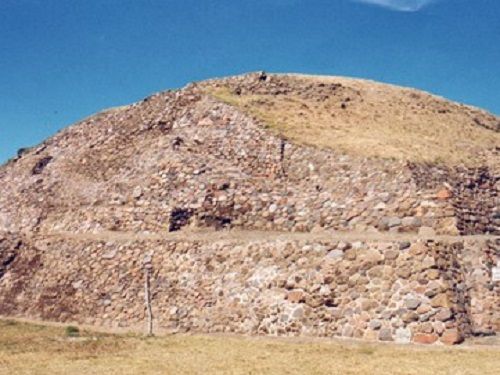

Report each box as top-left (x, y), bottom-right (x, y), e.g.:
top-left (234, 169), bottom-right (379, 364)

top-left (1, 0), bottom-right (499, 163)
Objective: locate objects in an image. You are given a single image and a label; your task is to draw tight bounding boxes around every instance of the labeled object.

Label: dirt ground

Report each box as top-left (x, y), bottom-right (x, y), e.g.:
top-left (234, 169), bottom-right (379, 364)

top-left (0, 319), bottom-right (498, 375)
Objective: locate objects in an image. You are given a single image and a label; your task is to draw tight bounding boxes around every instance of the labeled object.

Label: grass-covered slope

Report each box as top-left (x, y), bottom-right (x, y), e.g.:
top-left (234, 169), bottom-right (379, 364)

top-left (202, 74), bottom-right (499, 166)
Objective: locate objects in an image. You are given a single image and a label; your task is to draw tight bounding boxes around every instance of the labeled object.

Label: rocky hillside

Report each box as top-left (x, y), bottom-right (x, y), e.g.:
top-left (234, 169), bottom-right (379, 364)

top-left (202, 73), bottom-right (499, 166)
top-left (0, 73), bottom-right (498, 345)
top-left (0, 73), bottom-right (498, 236)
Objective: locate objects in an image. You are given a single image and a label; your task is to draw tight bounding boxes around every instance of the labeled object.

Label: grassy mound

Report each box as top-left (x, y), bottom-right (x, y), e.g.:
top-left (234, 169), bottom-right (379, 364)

top-left (203, 74), bottom-right (499, 166)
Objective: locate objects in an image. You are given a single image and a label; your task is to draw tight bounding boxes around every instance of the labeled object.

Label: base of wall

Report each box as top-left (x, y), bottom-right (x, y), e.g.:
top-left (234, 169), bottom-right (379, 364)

top-left (0, 231), bottom-right (498, 345)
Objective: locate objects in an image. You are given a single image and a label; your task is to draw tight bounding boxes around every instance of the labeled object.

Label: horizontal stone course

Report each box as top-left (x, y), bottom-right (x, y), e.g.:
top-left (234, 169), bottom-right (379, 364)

top-left (0, 73), bottom-right (498, 345)
top-left (0, 232), bottom-right (497, 345)
top-left (0, 76), bottom-right (497, 238)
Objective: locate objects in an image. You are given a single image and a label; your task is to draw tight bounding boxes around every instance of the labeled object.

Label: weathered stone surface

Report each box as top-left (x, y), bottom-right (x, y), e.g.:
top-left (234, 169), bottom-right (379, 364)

top-left (384, 249), bottom-right (400, 260)
top-left (426, 269), bottom-right (440, 280)
top-left (369, 320), bottom-right (382, 330)
top-left (0, 73), bottom-right (497, 346)
top-left (431, 294), bottom-right (452, 308)
top-left (326, 250), bottom-right (343, 260)
top-left (404, 298), bottom-right (421, 310)
top-left (416, 304), bottom-right (432, 314)
top-left (378, 328), bottom-right (393, 341)
top-left (0, 234), bottom-right (494, 345)
top-left (436, 188), bottom-right (453, 201)
top-left (434, 308), bottom-right (453, 322)
top-left (402, 217), bottom-right (422, 228)
top-left (409, 243), bottom-right (427, 256)
top-left (398, 241), bottom-right (411, 250)
top-left (287, 290), bottom-right (305, 303)
top-left (413, 333), bottom-right (438, 344)
top-left (132, 186), bottom-right (143, 199)
top-left (440, 329), bottom-right (463, 345)
top-left (402, 311), bottom-right (419, 323)
top-left (395, 328), bottom-right (412, 343)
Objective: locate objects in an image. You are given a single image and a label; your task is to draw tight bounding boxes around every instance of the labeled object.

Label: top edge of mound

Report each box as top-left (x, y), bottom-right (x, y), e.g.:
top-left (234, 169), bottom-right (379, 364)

top-left (4, 72), bottom-right (499, 168)
top-left (197, 72), bottom-right (499, 167)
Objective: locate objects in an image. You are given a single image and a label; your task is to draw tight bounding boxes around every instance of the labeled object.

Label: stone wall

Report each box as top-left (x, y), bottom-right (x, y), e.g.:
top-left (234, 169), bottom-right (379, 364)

top-left (0, 73), bottom-right (498, 345)
top-left (1, 83), bottom-right (497, 238)
top-left (1, 232), bottom-right (497, 344)
top-left (409, 163), bottom-right (499, 236)
top-left (26, 97), bottom-right (488, 237)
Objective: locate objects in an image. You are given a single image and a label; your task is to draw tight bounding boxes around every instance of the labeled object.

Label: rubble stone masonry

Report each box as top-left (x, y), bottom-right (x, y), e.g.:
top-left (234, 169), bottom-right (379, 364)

top-left (0, 73), bottom-right (498, 344)
top-left (0, 232), bottom-right (498, 344)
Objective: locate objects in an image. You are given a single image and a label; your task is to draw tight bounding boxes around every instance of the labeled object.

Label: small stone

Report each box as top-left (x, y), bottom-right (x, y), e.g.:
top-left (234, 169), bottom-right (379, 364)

top-left (369, 320), bottom-right (382, 330)
top-left (433, 321), bottom-right (445, 335)
top-left (402, 311), bottom-right (419, 323)
top-left (326, 250), bottom-right (344, 260)
top-left (305, 295), bottom-right (323, 308)
top-left (378, 217), bottom-right (390, 230)
top-left (367, 265), bottom-right (384, 278)
top-left (434, 308), bottom-right (453, 322)
top-left (102, 250), bottom-right (117, 259)
top-left (399, 241), bottom-right (411, 250)
top-left (198, 117), bottom-right (213, 126)
top-left (427, 269), bottom-right (440, 280)
top-left (404, 298), bottom-right (421, 310)
top-left (337, 242), bottom-right (351, 251)
top-left (287, 290), bottom-right (305, 303)
top-left (342, 325), bottom-right (354, 337)
top-left (419, 322), bottom-right (434, 333)
top-left (379, 192), bottom-right (391, 202)
top-left (385, 249), bottom-right (400, 260)
top-left (319, 285), bottom-right (331, 296)
top-left (397, 267), bottom-right (412, 279)
top-left (416, 304), bottom-right (432, 314)
top-left (360, 249), bottom-right (383, 268)
top-left (378, 328), bottom-right (393, 341)
top-left (413, 333), bottom-right (438, 344)
top-left (426, 281), bottom-right (445, 296)
top-left (436, 188), bottom-right (453, 200)
top-left (345, 249), bottom-right (357, 260)
top-left (395, 328), bottom-right (412, 343)
top-left (352, 241), bottom-right (364, 249)
top-left (72, 280), bottom-right (83, 289)
top-left (409, 243), bottom-right (427, 256)
top-left (431, 293), bottom-right (452, 308)
top-left (132, 186), bottom-right (143, 199)
top-left (388, 217), bottom-right (401, 228)
top-left (402, 217), bottom-right (422, 228)
top-left (360, 298), bottom-right (378, 311)
top-left (440, 329), bottom-right (463, 345)
top-left (291, 306), bottom-right (304, 319)
top-left (421, 256), bottom-right (436, 269)
top-left (169, 306), bottom-right (178, 315)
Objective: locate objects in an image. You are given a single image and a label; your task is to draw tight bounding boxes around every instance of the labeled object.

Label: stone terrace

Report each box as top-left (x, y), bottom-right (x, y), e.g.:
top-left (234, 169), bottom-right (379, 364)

top-left (0, 73), bottom-right (498, 344)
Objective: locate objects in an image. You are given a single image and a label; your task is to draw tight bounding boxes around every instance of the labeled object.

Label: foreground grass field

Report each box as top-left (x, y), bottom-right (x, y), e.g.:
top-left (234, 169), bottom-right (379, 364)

top-left (0, 320), bottom-right (498, 375)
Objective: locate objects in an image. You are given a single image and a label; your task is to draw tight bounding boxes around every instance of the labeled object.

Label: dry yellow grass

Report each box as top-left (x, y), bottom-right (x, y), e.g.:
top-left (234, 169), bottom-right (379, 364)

top-left (203, 74), bottom-right (499, 166)
top-left (0, 319), bottom-right (499, 375)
